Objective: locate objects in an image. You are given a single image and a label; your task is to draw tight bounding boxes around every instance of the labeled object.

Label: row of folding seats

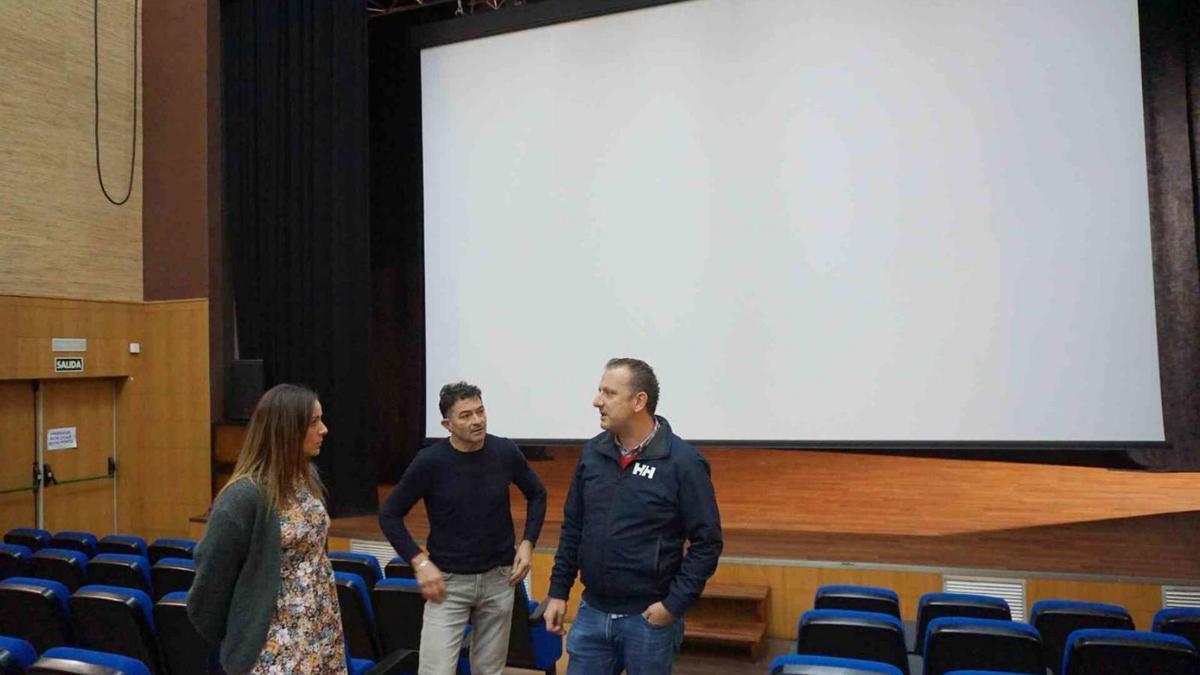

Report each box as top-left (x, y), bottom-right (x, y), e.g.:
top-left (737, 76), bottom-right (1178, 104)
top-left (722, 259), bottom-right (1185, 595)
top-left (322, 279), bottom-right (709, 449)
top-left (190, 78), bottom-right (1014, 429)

top-left (774, 628), bottom-right (1200, 675)
top-left (0, 636), bottom-right (153, 675)
top-left (328, 552), bottom-right (561, 674)
top-left (4, 529), bottom-right (195, 563)
top-left (0, 634), bottom-right (381, 675)
top-left (1, 531), bottom-right (197, 601)
top-left (794, 584), bottom-right (1200, 675)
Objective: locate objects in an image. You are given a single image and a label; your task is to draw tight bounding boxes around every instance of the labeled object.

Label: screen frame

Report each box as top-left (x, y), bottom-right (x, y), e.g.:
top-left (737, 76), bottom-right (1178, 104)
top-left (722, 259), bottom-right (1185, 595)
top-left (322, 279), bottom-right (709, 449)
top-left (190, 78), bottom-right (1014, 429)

top-left (407, 0), bottom-right (1170, 454)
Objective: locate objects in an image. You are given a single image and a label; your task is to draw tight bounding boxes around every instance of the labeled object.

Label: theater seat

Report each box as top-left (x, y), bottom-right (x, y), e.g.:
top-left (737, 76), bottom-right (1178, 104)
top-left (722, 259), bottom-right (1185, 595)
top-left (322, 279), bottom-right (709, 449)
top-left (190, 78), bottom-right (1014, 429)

top-left (0, 636), bottom-right (37, 675)
top-left (384, 556), bottom-right (414, 580)
top-left (1030, 600), bottom-right (1133, 675)
top-left (330, 552), bottom-right (383, 589)
top-left (3, 530), bottom-right (49, 553)
top-left (922, 617), bottom-right (1043, 675)
top-left (96, 537), bottom-right (146, 559)
top-left (154, 592), bottom-right (210, 675)
top-left (913, 593), bottom-right (1011, 655)
top-left (815, 585), bottom-right (902, 619)
top-left (796, 609), bottom-right (910, 675)
top-left (86, 555), bottom-right (151, 595)
top-left (149, 559), bottom-right (194, 600)
top-left (335, 572), bottom-right (381, 660)
top-left (30, 550), bottom-right (88, 593)
top-left (0, 545), bottom-right (31, 582)
top-left (28, 647), bottom-right (150, 675)
top-left (68, 586), bottom-right (160, 673)
top-left (1062, 628), bottom-right (1199, 675)
top-left (0, 578), bottom-right (73, 652)
top-left (769, 654), bottom-right (904, 675)
top-left (506, 582), bottom-right (562, 674)
top-left (46, 533), bottom-right (96, 559)
top-left (146, 540), bottom-right (194, 566)
top-left (373, 578), bottom-right (424, 655)
top-left (1153, 608), bottom-right (1200, 652)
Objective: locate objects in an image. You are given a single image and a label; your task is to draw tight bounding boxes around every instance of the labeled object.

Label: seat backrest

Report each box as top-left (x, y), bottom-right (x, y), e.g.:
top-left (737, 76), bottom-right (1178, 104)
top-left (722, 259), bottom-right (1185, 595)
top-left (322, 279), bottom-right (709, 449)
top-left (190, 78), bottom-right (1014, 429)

top-left (86, 555), bottom-right (151, 595)
top-left (797, 609), bottom-right (910, 675)
top-left (384, 557), bottom-right (414, 580)
top-left (1063, 628), bottom-right (1199, 675)
top-left (29, 646), bottom-right (151, 675)
top-left (47, 533), bottom-right (96, 559)
top-left (146, 540), bottom-right (194, 566)
top-left (1153, 608), bottom-right (1200, 654)
top-left (914, 593), bottom-right (1011, 654)
top-left (0, 577), bottom-right (73, 652)
top-left (507, 582), bottom-right (537, 667)
top-left (923, 617), bottom-right (1043, 675)
top-left (329, 553), bottom-right (382, 588)
top-left (154, 592), bottom-right (211, 675)
top-left (769, 654), bottom-right (904, 675)
top-left (505, 582), bottom-right (563, 670)
top-left (68, 585), bottom-right (159, 674)
top-left (30, 550), bottom-right (89, 593)
top-left (96, 536), bottom-right (147, 559)
top-left (4, 529), bottom-right (50, 552)
top-left (0, 545), bottom-right (32, 582)
top-left (149, 559), bottom-right (194, 601)
top-left (1031, 600), bottom-right (1133, 675)
top-left (335, 572), bottom-right (379, 660)
top-left (0, 636), bottom-right (38, 675)
top-left (815, 585), bottom-right (902, 619)
top-left (371, 578), bottom-right (424, 654)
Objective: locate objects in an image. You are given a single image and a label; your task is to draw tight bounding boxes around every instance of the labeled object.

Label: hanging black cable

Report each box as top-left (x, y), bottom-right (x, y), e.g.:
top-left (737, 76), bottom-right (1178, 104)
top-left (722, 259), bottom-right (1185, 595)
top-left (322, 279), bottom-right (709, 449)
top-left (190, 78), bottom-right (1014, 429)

top-left (94, 0), bottom-right (139, 206)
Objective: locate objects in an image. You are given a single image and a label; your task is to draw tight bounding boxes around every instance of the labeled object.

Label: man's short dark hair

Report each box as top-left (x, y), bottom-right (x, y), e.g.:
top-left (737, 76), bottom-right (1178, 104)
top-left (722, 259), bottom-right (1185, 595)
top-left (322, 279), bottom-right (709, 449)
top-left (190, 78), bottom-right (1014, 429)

top-left (439, 381), bottom-right (482, 418)
top-left (605, 358), bottom-right (660, 414)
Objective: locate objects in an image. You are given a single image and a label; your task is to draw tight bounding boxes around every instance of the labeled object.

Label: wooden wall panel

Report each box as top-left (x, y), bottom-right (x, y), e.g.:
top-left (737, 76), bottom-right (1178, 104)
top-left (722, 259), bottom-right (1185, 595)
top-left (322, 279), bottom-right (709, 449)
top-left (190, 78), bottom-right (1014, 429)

top-left (1027, 578), bottom-right (1164, 632)
top-left (0, 382), bottom-right (37, 533)
top-left (527, 551), bottom-right (1166, 640)
top-left (117, 300), bottom-right (211, 543)
top-left (0, 3), bottom-right (143, 302)
top-left (0, 295), bottom-right (209, 543)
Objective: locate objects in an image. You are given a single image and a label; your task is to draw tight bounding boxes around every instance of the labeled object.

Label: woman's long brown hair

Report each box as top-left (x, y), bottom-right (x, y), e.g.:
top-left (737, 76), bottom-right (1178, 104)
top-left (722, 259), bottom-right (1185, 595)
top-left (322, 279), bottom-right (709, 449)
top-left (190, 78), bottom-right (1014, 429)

top-left (223, 383), bottom-right (326, 513)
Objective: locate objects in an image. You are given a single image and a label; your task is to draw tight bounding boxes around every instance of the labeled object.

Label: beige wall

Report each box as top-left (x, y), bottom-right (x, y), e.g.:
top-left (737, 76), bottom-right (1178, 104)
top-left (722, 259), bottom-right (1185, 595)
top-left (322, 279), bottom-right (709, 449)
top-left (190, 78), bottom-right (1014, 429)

top-left (0, 2), bottom-right (143, 302)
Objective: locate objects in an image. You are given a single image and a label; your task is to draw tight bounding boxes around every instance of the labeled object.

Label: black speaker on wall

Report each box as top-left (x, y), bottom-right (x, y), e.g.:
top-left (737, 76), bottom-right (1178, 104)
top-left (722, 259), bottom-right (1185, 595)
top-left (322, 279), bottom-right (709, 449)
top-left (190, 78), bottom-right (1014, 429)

top-left (225, 359), bottom-right (265, 422)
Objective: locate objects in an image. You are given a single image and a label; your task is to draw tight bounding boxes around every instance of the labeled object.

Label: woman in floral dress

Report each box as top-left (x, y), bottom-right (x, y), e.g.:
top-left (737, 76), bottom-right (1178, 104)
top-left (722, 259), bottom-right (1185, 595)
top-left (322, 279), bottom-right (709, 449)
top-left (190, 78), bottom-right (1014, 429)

top-left (189, 384), bottom-right (347, 674)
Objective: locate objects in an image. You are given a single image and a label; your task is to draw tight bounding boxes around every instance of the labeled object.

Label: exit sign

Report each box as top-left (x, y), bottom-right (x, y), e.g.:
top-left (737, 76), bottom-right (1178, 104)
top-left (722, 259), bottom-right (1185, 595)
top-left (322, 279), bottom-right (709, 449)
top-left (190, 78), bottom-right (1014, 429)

top-left (54, 357), bottom-right (84, 373)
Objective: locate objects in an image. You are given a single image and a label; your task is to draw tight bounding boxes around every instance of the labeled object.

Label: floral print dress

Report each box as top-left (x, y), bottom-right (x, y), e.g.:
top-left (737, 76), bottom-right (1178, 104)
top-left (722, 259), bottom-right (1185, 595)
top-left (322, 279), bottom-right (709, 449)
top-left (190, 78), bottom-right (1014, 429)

top-left (250, 485), bottom-right (347, 674)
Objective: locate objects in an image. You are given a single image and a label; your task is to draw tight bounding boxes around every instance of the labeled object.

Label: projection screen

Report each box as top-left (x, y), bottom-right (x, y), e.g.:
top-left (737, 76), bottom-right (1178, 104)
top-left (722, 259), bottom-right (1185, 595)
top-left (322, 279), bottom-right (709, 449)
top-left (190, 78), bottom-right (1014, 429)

top-left (420, 0), bottom-right (1164, 444)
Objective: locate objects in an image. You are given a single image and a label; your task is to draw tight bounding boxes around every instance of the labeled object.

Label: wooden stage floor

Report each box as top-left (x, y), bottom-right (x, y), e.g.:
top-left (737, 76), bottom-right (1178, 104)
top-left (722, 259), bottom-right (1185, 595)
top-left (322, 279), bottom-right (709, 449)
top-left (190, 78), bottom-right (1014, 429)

top-left (332, 447), bottom-right (1200, 581)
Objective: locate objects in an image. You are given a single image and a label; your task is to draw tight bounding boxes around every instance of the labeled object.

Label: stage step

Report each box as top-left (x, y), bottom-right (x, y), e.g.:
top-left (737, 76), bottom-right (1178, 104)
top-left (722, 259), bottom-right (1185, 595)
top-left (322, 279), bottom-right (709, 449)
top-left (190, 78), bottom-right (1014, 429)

top-left (684, 582), bottom-right (770, 658)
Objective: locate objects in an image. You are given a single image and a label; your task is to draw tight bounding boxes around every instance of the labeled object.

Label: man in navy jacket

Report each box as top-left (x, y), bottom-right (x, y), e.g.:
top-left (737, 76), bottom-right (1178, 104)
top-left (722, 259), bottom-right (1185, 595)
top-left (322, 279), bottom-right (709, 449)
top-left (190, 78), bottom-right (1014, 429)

top-left (545, 358), bottom-right (723, 674)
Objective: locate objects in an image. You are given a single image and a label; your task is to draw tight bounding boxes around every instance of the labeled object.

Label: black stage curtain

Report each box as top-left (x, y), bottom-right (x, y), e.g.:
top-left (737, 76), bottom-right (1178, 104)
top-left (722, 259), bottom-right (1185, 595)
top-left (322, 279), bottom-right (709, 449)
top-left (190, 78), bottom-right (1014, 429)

top-left (1135, 0), bottom-right (1200, 470)
top-left (369, 13), bottom-right (433, 483)
top-left (222, 0), bottom-right (376, 514)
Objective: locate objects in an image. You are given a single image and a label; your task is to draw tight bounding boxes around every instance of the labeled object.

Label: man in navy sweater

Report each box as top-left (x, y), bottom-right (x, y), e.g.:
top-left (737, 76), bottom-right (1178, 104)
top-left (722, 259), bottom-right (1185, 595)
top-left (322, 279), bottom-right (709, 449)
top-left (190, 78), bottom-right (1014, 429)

top-left (545, 358), bottom-right (723, 675)
top-left (379, 382), bottom-right (548, 675)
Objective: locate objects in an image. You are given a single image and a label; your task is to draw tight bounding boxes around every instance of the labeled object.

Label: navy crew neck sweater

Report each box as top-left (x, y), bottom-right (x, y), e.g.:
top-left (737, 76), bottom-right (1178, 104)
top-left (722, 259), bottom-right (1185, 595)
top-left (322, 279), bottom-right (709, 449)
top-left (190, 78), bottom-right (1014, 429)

top-left (379, 434), bottom-right (548, 574)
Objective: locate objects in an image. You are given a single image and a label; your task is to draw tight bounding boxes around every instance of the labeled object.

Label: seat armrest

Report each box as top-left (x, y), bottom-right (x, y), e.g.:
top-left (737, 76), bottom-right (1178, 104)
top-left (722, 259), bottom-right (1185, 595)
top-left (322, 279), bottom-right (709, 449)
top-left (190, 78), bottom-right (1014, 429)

top-left (529, 596), bottom-right (551, 624)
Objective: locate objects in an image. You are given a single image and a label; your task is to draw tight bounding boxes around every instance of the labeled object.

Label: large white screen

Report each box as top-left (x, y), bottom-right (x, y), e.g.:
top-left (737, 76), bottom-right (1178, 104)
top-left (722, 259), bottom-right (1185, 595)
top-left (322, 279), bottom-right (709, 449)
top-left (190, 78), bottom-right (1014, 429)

top-left (421, 0), bottom-right (1164, 442)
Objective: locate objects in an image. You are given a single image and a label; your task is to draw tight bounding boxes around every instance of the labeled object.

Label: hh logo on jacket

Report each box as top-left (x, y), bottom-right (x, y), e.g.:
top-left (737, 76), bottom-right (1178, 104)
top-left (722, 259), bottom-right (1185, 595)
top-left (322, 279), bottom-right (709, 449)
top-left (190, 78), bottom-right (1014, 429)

top-left (632, 462), bottom-right (656, 480)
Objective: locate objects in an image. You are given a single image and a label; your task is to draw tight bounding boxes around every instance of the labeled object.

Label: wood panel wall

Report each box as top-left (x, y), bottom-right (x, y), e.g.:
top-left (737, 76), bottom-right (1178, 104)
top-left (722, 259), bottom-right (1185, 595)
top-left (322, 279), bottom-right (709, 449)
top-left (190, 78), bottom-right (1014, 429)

top-left (525, 552), bottom-right (1169, 639)
top-left (0, 2), bottom-right (143, 302)
top-left (0, 295), bottom-right (209, 542)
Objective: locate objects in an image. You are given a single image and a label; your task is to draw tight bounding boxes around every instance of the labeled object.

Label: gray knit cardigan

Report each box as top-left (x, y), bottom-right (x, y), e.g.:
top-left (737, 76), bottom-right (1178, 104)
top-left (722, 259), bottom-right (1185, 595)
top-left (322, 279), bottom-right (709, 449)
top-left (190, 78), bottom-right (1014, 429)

top-left (186, 478), bottom-right (282, 674)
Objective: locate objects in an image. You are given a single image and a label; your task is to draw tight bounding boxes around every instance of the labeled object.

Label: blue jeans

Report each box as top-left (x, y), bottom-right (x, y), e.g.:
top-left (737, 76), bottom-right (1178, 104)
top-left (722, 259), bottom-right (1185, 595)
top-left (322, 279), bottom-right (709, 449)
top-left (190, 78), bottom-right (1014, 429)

top-left (566, 601), bottom-right (684, 675)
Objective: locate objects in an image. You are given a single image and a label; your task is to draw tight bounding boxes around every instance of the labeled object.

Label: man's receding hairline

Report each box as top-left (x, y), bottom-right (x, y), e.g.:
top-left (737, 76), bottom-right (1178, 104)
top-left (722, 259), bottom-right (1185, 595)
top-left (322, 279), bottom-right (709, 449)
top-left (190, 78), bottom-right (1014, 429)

top-left (446, 395), bottom-right (484, 417)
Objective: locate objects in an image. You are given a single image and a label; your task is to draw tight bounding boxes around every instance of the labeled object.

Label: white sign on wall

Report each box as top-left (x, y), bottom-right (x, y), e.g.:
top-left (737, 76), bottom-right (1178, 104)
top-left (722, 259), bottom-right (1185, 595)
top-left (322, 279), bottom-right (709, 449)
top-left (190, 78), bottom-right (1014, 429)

top-left (47, 427), bottom-right (78, 451)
